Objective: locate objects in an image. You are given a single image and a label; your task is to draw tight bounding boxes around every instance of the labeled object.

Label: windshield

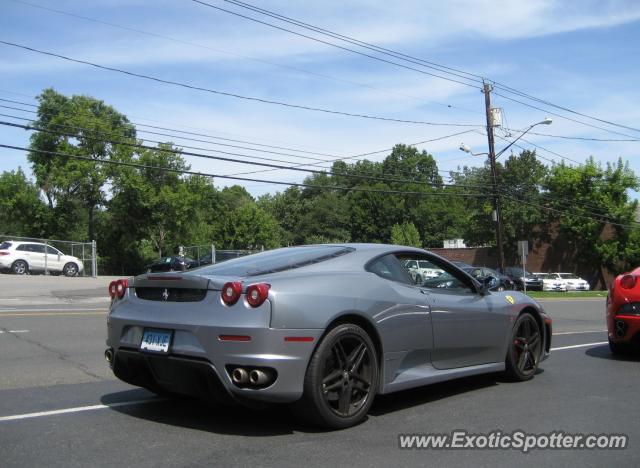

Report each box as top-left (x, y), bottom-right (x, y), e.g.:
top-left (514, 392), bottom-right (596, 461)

top-left (559, 273), bottom-right (580, 279)
top-left (0, 241), bottom-right (12, 250)
top-left (196, 245), bottom-right (354, 277)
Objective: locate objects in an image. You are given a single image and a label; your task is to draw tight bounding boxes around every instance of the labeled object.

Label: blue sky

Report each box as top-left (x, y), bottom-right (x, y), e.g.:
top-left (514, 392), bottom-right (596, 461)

top-left (1, 0), bottom-right (639, 197)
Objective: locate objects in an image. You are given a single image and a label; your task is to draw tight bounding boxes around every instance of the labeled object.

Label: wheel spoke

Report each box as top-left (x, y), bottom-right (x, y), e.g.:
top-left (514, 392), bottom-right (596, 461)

top-left (323, 380), bottom-right (343, 393)
top-left (526, 352), bottom-right (537, 369)
top-left (351, 374), bottom-right (371, 392)
top-left (333, 341), bottom-right (348, 370)
top-left (523, 319), bottom-right (531, 338)
top-left (517, 350), bottom-right (528, 370)
top-left (349, 344), bottom-right (367, 373)
top-left (338, 382), bottom-right (352, 415)
top-left (529, 333), bottom-right (540, 347)
top-left (322, 369), bottom-right (342, 386)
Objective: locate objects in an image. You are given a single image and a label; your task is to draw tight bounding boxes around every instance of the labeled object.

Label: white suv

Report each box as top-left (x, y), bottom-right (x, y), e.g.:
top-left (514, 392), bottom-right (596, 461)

top-left (0, 241), bottom-right (84, 276)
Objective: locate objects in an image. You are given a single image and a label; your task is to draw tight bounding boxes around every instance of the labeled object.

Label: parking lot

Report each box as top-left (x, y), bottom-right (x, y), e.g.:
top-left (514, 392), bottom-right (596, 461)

top-left (0, 276), bottom-right (638, 467)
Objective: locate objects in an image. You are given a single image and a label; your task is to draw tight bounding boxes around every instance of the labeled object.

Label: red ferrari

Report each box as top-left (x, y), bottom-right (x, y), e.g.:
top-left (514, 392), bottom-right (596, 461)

top-left (607, 268), bottom-right (640, 354)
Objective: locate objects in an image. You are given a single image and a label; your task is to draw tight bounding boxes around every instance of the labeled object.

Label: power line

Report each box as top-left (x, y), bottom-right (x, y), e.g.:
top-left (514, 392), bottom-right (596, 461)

top-left (0, 40), bottom-right (485, 128)
top-left (0, 96), bottom-right (347, 159)
top-left (207, 0), bottom-right (640, 137)
top-left (0, 101), bottom-right (479, 181)
top-left (191, 0), bottom-right (482, 89)
top-left (493, 91), bottom-right (640, 140)
top-left (9, 0), bottom-right (480, 115)
top-left (0, 143), bottom-right (490, 198)
top-left (1, 119), bottom-right (497, 191)
top-left (492, 82), bottom-right (640, 134)
top-left (503, 127), bottom-right (640, 143)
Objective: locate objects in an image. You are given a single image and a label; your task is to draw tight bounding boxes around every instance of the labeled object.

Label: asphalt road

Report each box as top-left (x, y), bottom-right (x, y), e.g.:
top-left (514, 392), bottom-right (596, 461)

top-left (0, 277), bottom-right (638, 467)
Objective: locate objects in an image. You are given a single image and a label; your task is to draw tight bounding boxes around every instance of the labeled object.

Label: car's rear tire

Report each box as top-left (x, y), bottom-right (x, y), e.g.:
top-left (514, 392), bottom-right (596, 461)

top-left (504, 313), bottom-right (542, 381)
top-left (11, 260), bottom-right (28, 275)
top-left (63, 262), bottom-right (78, 277)
top-left (608, 339), bottom-right (627, 356)
top-left (292, 323), bottom-right (379, 429)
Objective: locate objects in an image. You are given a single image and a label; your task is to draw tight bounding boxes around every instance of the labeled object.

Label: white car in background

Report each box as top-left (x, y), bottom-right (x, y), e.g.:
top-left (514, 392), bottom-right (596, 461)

top-left (0, 240), bottom-right (84, 276)
top-left (548, 272), bottom-right (590, 291)
top-left (539, 273), bottom-right (568, 292)
top-left (403, 259), bottom-right (444, 284)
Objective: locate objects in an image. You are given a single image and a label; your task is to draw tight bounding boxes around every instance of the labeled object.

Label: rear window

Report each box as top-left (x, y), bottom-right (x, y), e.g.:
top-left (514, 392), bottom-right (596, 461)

top-left (0, 242), bottom-right (12, 250)
top-left (197, 246), bottom-right (354, 277)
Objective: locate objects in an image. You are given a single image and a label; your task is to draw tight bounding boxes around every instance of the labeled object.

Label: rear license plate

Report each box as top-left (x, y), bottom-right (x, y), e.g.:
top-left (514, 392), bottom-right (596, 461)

top-left (140, 329), bottom-right (172, 353)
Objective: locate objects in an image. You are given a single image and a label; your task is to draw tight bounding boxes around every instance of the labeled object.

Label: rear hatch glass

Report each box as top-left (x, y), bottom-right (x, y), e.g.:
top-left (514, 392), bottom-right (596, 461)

top-left (0, 242), bottom-right (12, 250)
top-left (196, 246), bottom-right (354, 277)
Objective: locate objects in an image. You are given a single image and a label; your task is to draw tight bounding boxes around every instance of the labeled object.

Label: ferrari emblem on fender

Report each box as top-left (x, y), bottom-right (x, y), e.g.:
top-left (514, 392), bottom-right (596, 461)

top-left (162, 288), bottom-right (169, 301)
top-left (505, 295), bottom-right (515, 304)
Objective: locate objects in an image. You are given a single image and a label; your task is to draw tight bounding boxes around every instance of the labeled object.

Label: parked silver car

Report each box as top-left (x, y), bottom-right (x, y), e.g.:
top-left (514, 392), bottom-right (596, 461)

top-left (105, 244), bottom-right (552, 428)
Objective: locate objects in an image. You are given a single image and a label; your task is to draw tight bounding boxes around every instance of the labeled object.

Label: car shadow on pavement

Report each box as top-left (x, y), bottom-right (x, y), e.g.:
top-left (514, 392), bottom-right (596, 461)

top-left (585, 344), bottom-right (640, 362)
top-left (101, 390), bottom-right (299, 436)
top-left (101, 372), bottom-right (542, 434)
top-left (370, 374), bottom-right (499, 417)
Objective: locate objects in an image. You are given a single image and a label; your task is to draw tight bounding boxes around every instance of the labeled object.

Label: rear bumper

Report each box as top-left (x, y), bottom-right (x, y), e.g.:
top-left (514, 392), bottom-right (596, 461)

top-left (608, 314), bottom-right (640, 345)
top-left (107, 299), bottom-right (322, 403)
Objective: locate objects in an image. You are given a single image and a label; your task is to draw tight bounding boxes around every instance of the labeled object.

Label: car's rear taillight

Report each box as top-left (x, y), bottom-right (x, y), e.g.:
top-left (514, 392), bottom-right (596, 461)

top-left (109, 279), bottom-right (128, 299)
top-left (221, 281), bottom-right (242, 306)
top-left (0, 251), bottom-right (9, 255)
top-left (620, 274), bottom-right (636, 289)
top-left (246, 283), bottom-right (270, 307)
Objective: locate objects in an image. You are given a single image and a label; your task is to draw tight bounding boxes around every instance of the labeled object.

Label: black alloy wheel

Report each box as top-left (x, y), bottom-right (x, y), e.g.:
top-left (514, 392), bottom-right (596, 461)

top-left (293, 323), bottom-right (378, 429)
top-left (505, 313), bottom-right (542, 381)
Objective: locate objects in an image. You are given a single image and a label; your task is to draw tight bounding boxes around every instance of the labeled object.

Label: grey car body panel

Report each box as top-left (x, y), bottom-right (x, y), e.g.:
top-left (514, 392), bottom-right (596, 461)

top-left (107, 243), bottom-right (550, 404)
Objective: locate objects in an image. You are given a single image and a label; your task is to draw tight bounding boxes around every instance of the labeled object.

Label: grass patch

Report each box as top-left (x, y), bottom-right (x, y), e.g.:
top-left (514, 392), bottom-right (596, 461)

top-left (525, 290), bottom-right (607, 299)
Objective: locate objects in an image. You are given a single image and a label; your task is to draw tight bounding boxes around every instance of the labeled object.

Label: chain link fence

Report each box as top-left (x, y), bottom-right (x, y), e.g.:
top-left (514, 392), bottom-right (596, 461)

top-left (0, 235), bottom-right (97, 277)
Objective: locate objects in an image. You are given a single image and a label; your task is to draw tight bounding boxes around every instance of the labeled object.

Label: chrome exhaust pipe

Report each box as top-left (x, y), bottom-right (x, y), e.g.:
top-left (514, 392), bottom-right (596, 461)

top-left (249, 369), bottom-right (270, 386)
top-left (232, 367), bottom-right (249, 384)
top-left (104, 348), bottom-right (114, 364)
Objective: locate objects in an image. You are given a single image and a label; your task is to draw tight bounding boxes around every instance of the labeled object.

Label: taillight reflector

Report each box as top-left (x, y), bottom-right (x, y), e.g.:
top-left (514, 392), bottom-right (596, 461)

top-left (0, 251), bottom-right (9, 256)
top-left (246, 283), bottom-right (271, 307)
top-left (221, 281), bottom-right (242, 305)
top-left (284, 336), bottom-right (314, 342)
top-left (218, 335), bottom-right (252, 342)
top-left (620, 274), bottom-right (636, 289)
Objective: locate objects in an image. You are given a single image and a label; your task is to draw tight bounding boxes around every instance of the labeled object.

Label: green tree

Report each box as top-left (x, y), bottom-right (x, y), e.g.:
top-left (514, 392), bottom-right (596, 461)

top-left (390, 222), bottom-right (421, 247)
top-left (28, 88), bottom-right (136, 241)
top-left (544, 157), bottom-right (639, 280)
top-left (0, 168), bottom-right (48, 237)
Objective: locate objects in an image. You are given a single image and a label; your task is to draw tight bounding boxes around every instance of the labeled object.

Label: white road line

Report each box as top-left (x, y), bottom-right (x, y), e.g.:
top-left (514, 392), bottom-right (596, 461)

top-left (553, 330), bottom-right (606, 335)
top-left (551, 341), bottom-right (608, 351)
top-left (0, 399), bottom-right (161, 422)
top-left (8, 330), bottom-right (29, 333)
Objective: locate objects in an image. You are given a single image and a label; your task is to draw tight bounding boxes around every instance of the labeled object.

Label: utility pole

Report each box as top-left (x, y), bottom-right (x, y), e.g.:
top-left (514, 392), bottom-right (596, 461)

top-left (483, 81), bottom-right (505, 272)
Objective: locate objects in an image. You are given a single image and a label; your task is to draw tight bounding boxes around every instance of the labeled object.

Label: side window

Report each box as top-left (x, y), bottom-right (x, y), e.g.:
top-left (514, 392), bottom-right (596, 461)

top-left (46, 246), bottom-right (60, 255)
top-left (397, 253), bottom-right (476, 294)
top-left (16, 244), bottom-right (29, 251)
top-left (30, 244), bottom-right (46, 254)
top-left (367, 255), bottom-right (413, 284)
top-left (398, 254), bottom-right (444, 285)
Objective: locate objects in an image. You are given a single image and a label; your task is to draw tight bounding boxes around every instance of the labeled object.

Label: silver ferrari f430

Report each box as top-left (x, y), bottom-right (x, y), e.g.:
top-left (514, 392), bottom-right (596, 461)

top-left (105, 244), bottom-right (552, 428)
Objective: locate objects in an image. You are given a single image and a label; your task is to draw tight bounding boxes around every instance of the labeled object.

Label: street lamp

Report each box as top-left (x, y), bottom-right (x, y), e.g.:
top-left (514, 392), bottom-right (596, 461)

top-left (459, 117), bottom-right (552, 271)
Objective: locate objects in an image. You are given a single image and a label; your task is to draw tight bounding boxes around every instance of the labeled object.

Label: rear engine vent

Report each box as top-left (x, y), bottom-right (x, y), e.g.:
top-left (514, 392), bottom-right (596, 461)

top-left (135, 287), bottom-right (207, 302)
